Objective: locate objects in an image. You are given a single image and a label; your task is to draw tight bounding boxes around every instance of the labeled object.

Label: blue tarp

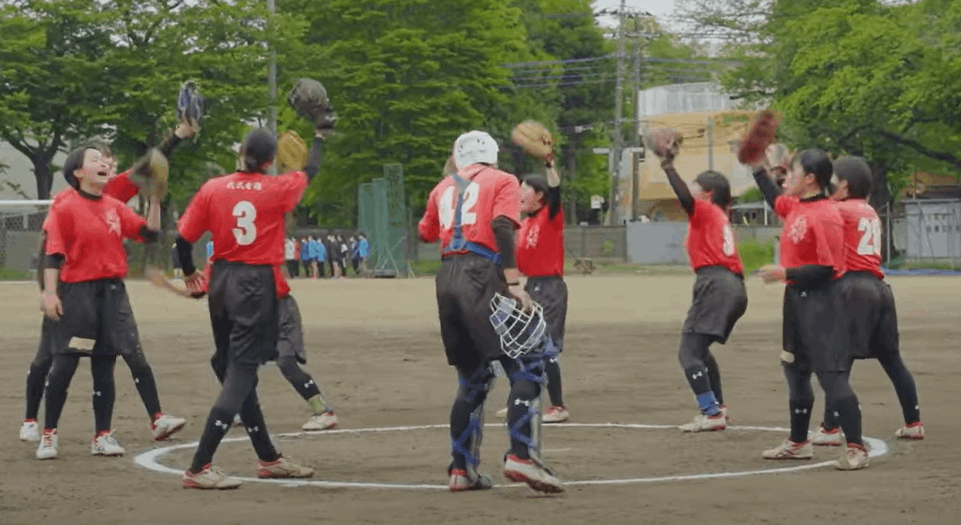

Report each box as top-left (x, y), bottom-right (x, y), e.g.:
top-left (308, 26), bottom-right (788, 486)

top-left (881, 268), bottom-right (961, 276)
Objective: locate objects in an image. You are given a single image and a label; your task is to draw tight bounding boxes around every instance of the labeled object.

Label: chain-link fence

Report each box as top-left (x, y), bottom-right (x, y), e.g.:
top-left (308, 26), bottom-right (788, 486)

top-left (0, 200), bottom-right (50, 280)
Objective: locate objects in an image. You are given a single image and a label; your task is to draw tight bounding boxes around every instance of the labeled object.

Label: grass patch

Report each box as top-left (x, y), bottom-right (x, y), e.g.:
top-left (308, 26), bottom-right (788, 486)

top-left (0, 267), bottom-right (32, 280)
top-left (738, 238), bottom-right (776, 275)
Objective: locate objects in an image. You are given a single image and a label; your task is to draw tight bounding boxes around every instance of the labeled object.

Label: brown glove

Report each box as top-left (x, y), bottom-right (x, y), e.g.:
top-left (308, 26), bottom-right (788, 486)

top-left (276, 130), bottom-right (308, 173)
top-left (129, 148), bottom-right (169, 199)
top-left (510, 120), bottom-right (554, 164)
top-left (738, 110), bottom-right (780, 166)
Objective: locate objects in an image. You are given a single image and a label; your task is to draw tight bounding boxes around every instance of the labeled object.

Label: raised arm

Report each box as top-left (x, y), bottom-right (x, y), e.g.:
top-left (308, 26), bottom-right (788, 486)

top-left (304, 133), bottom-right (325, 183)
top-left (752, 166), bottom-right (781, 209)
top-left (661, 158), bottom-right (695, 216)
top-left (544, 165), bottom-right (562, 220)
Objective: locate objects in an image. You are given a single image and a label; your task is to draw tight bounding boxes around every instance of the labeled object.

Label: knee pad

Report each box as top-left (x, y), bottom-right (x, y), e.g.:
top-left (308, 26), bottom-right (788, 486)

top-left (451, 365), bottom-right (495, 469)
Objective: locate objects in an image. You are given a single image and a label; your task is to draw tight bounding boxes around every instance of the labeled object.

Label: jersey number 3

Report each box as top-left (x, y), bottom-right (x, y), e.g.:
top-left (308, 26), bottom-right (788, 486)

top-left (232, 201), bottom-right (257, 246)
top-left (438, 183), bottom-right (479, 230)
top-left (857, 217), bottom-right (882, 256)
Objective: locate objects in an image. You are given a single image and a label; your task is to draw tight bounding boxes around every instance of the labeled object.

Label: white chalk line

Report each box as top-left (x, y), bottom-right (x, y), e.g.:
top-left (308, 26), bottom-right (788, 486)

top-left (133, 423), bottom-right (889, 490)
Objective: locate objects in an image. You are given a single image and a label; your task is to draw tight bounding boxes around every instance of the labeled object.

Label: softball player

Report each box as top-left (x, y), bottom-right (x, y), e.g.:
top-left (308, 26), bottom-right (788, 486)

top-left (515, 165), bottom-right (569, 423)
top-left (658, 148), bottom-right (747, 432)
top-left (418, 130), bottom-right (563, 494)
top-left (174, 128), bottom-right (323, 489)
top-left (22, 129), bottom-right (190, 446)
top-left (754, 149), bottom-right (869, 470)
top-left (36, 145), bottom-right (163, 460)
top-left (810, 157), bottom-right (923, 445)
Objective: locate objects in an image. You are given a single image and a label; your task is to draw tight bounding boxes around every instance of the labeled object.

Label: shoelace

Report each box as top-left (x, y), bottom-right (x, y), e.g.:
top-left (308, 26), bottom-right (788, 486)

top-left (42, 433), bottom-right (54, 447)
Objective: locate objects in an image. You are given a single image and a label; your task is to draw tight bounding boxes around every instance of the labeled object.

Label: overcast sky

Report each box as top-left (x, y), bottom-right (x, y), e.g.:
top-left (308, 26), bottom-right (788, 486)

top-left (592, 0), bottom-right (677, 18)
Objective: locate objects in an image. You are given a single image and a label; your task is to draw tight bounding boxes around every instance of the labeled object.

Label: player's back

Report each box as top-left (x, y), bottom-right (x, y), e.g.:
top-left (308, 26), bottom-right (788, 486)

top-left (423, 165), bottom-right (519, 253)
top-left (835, 198), bottom-right (883, 279)
top-left (192, 171), bottom-right (306, 266)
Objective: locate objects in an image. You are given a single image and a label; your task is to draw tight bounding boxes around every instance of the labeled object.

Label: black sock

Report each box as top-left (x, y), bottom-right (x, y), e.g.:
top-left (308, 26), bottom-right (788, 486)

top-left (123, 351), bottom-right (163, 418)
top-left (822, 399), bottom-right (839, 431)
top-left (545, 357), bottom-right (564, 407)
top-left (789, 399), bottom-right (814, 443)
top-left (879, 354), bottom-right (921, 425)
top-left (238, 390), bottom-right (279, 463)
top-left (44, 355), bottom-right (81, 429)
top-left (91, 356), bottom-right (117, 433)
top-left (277, 358), bottom-right (322, 401)
top-left (703, 352), bottom-right (723, 405)
top-left (25, 357), bottom-right (51, 421)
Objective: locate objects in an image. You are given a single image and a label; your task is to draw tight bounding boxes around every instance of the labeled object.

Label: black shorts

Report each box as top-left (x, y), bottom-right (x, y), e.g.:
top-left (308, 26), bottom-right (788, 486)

top-left (782, 281), bottom-right (852, 373)
top-left (436, 254), bottom-right (506, 372)
top-left (525, 276), bottom-right (568, 350)
top-left (682, 266), bottom-right (748, 344)
top-left (47, 279), bottom-right (141, 357)
top-left (277, 295), bottom-right (306, 364)
top-left (208, 261), bottom-right (279, 369)
top-left (837, 272), bottom-right (899, 360)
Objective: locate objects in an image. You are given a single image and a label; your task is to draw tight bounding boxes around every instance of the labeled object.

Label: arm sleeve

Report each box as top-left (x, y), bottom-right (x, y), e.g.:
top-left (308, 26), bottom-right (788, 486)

top-left (176, 186), bottom-right (210, 243)
top-left (418, 189), bottom-right (441, 243)
top-left (103, 170), bottom-right (140, 203)
top-left (175, 236), bottom-right (197, 276)
top-left (279, 171), bottom-right (309, 213)
top-left (546, 186), bottom-right (562, 220)
top-left (159, 133), bottom-right (183, 158)
top-left (752, 167), bottom-right (781, 210)
top-left (664, 163), bottom-right (695, 216)
top-left (118, 203), bottom-right (149, 241)
top-left (785, 265), bottom-right (833, 287)
top-left (304, 137), bottom-right (324, 182)
top-left (492, 215), bottom-right (517, 269)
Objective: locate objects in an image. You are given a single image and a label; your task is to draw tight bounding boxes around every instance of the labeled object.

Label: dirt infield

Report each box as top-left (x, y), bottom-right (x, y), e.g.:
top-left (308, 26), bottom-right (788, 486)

top-left (1, 275), bottom-right (959, 525)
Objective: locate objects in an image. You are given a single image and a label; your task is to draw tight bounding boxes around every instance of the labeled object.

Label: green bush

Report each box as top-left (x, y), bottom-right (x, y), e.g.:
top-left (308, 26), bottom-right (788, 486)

top-left (738, 238), bottom-right (776, 275)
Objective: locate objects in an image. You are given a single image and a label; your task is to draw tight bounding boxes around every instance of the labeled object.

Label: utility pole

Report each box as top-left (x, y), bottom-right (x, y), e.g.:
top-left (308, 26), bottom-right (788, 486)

top-left (267, 0), bottom-right (278, 175)
top-left (632, 38), bottom-right (642, 149)
top-left (608, 0), bottom-right (626, 226)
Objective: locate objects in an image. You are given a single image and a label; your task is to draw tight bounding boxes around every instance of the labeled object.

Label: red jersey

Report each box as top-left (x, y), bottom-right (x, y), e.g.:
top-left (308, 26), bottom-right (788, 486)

top-left (835, 198), bottom-right (884, 279)
top-left (199, 262), bottom-right (290, 298)
top-left (45, 189), bottom-right (148, 282)
top-left (418, 165), bottom-right (520, 254)
top-left (516, 205), bottom-right (564, 277)
top-left (775, 195), bottom-right (845, 281)
top-left (685, 198), bottom-right (744, 275)
top-left (103, 170), bottom-right (139, 203)
top-left (177, 171), bottom-right (307, 266)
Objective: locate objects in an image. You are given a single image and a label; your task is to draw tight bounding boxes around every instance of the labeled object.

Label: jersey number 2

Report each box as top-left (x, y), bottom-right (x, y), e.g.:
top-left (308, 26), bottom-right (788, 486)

top-left (232, 201), bottom-right (257, 246)
top-left (857, 217), bottom-right (882, 256)
top-left (438, 183), bottom-right (479, 230)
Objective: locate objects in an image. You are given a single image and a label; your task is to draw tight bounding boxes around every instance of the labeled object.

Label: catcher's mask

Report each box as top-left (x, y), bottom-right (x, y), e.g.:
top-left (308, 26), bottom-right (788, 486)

top-left (489, 293), bottom-right (548, 359)
top-left (694, 171), bottom-right (732, 208)
top-left (239, 128), bottom-right (277, 173)
top-left (453, 131), bottom-right (498, 169)
top-left (832, 156), bottom-right (873, 199)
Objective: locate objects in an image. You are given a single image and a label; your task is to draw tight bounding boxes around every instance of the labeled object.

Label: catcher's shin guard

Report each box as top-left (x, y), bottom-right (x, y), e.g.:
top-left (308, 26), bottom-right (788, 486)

top-left (506, 350), bottom-right (551, 465)
top-left (450, 365), bottom-right (495, 477)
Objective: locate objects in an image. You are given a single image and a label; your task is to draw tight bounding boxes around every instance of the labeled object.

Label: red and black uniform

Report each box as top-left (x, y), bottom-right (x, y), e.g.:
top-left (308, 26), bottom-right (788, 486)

top-left (516, 183), bottom-right (568, 408)
top-left (41, 187), bottom-right (160, 435)
top-left (753, 168), bottom-right (864, 448)
top-left (419, 163), bottom-right (548, 478)
top-left (822, 198), bottom-right (920, 429)
top-left (175, 135), bottom-right (323, 473)
top-left (664, 164), bottom-right (748, 417)
top-left (24, 134), bottom-right (186, 429)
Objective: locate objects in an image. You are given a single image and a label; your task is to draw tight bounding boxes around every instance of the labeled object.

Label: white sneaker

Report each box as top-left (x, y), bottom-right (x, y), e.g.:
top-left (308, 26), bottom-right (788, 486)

top-left (543, 406), bottom-right (570, 424)
top-left (20, 420), bottom-right (40, 442)
top-left (811, 425), bottom-right (843, 446)
top-left (36, 429), bottom-right (58, 460)
top-left (895, 422), bottom-right (924, 440)
top-left (503, 454), bottom-right (564, 494)
top-left (182, 464), bottom-right (242, 490)
top-left (762, 439), bottom-right (814, 460)
top-left (151, 413), bottom-right (187, 441)
top-left (302, 411), bottom-right (338, 431)
top-left (679, 412), bottom-right (727, 432)
top-left (91, 431), bottom-right (125, 457)
top-left (835, 443), bottom-right (870, 471)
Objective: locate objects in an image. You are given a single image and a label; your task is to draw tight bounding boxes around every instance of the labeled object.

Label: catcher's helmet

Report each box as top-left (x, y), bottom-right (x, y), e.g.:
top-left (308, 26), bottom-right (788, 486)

top-left (453, 131), bottom-right (498, 170)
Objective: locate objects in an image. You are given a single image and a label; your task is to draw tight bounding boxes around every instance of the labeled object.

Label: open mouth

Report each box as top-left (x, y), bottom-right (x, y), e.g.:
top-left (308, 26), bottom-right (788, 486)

top-left (96, 170), bottom-right (108, 177)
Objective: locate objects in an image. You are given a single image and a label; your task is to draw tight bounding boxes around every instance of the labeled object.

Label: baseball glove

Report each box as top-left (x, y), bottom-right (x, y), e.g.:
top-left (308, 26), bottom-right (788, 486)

top-left (176, 81), bottom-right (205, 128)
top-left (510, 120), bottom-right (554, 164)
top-left (738, 110), bottom-right (780, 166)
top-left (276, 130), bottom-right (308, 173)
top-left (128, 148), bottom-right (169, 199)
top-left (643, 128), bottom-right (683, 161)
top-left (288, 78), bottom-right (338, 133)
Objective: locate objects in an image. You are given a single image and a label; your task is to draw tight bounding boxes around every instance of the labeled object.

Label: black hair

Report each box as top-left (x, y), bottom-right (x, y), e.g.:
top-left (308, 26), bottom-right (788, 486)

top-left (62, 145), bottom-right (95, 189)
top-left (833, 156), bottom-right (872, 199)
top-left (694, 170), bottom-right (732, 207)
top-left (240, 128), bottom-right (277, 173)
top-left (522, 174), bottom-right (550, 200)
top-left (791, 149), bottom-right (833, 193)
